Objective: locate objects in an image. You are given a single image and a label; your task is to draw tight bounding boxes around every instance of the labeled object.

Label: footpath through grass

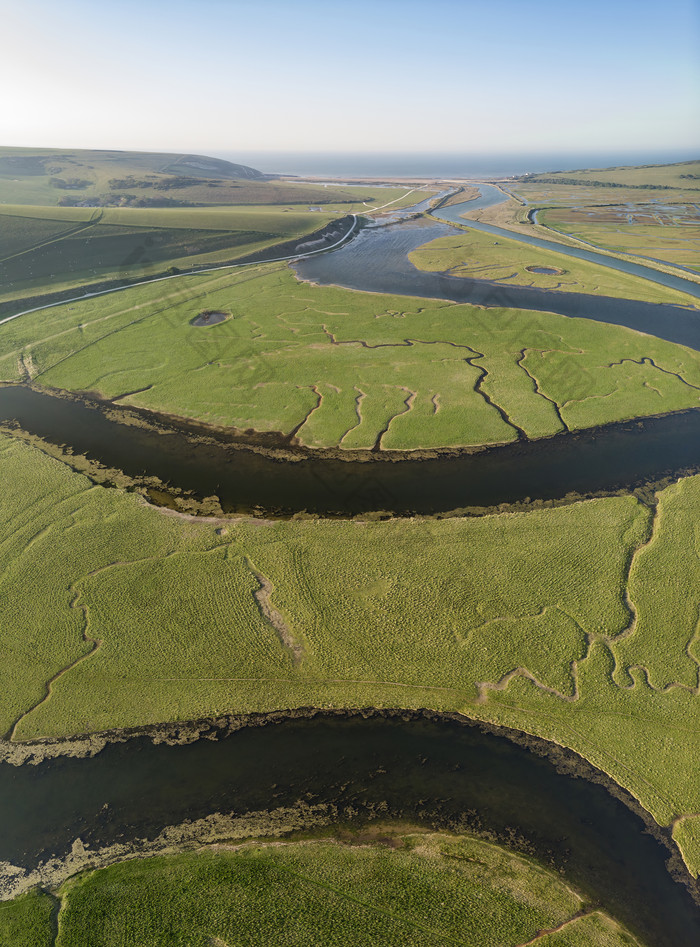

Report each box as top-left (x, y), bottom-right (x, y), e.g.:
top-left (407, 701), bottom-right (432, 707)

top-left (0, 834), bottom-right (641, 947)
top-left (4, 265), bottom-right (700, 449)
top-left (3, 432), bottom-right (700, 876)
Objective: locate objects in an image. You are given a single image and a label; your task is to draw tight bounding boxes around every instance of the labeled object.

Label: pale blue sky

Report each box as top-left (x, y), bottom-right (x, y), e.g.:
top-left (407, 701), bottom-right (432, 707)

top-left (3, 0), bottom-right (699, 155)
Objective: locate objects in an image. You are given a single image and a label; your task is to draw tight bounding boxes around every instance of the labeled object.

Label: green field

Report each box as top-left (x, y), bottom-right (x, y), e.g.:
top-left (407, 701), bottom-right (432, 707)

top-left (408, 227), bottom-right (700, 303)
top-left (517, 160), bottom-right (700, 192)
top-left (0, 147), bottom-right (428, 211)
top-left (3, 430), bottom-right (700, 877)
top-left (0, 834), bottom-right (641, 946)
top-left (3, 263), bottom-right (700, 449)
top-left (0, 204), bottom-right (345, 306)
top-left (0, 888), bottom-right (55, 947)
top-left (504, 160), bottom-right (700, 273)
top-left (2, 156), bottom-right (700, 941)
top-left (536, 205), bottom-right (700, 274)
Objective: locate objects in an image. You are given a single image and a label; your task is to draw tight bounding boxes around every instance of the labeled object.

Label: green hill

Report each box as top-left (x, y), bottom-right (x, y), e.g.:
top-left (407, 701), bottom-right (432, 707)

top-left (0, 147), bottom-right (388, 208)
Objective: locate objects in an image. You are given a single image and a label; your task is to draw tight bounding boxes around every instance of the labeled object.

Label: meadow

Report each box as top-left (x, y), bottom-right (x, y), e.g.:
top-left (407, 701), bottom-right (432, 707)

top-left (0, 834), bottom-right (641, 946)
top-left (0, 203), bottom-right (341, 307)
top-left (3, 430), bottom-right (700, 877)
top-left (4, 264), bottom-right (700, 449)
top-left (407, 227), bottom-right (699, 303)
top-left (517, 160), bottom-right (700, 192)
top-left (501, 160), bottom-right (700, 274)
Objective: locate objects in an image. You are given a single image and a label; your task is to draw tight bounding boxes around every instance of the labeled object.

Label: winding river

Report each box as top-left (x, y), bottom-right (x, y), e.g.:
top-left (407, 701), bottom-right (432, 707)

top-left (3, 385), bottom-right (700, 515)
top-left (3, 715), bottom-right (699, 947)
top-left (4, 186), bottom-right (700, 944)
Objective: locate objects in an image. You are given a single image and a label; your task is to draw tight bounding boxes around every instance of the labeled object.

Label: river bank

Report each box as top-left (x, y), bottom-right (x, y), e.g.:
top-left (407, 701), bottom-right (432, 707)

top-left (2, 384), bottom-right (700, 519)
top-left (1, 708), bottom-right (698, 946)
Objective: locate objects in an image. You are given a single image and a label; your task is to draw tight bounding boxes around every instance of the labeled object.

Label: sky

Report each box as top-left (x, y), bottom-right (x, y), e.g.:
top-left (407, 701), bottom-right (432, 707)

top-left (2, 0), bottom-right (699, 158)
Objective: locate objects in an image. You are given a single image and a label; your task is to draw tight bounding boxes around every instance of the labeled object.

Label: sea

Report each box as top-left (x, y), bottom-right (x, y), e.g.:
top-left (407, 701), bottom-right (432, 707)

top-left (212, 149), bottom-right (699, 180)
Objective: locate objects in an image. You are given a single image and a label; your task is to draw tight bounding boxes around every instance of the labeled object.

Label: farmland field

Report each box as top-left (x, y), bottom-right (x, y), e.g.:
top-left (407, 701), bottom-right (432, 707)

top-left (0, 834), bottom-right (641, 946)
top-left (0, 204), bottom-right (341, 305)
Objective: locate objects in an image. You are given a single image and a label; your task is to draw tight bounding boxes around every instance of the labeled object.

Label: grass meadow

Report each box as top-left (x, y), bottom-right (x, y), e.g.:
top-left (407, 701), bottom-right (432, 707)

top-left (0, 889), bottom-right (55, 947)
top-left (0, 205), bottom-right (342, 307)
top-left (4, 264), bottom-right (700, 449)
top-left (408, 228), bottom-right (700, 303)
top-left (506, 160), bottom-right (700, 274)
top-left (3, 431), bottom-right (700, 875)
top-left (0, 834), bottom-right (640, 947)
top-left (518, 160), bottom-right (700, 192)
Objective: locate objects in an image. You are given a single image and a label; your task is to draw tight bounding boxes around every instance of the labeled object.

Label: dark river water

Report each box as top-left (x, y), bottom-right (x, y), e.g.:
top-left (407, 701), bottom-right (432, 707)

top-left (2, 716), bottom-right (698, 947)
top-left (2, 385), bottom-right (700, 515)
top-left (4, 187), bottom-right (700, 943)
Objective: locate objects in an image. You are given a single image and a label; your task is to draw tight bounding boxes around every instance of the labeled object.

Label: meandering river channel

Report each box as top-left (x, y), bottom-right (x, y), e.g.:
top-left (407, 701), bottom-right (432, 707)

top-left (2, 715), bottom-right (699, 947)
top-left (4, 186), bottom-right (700, 944)
top-left (3, 385), bottom-right (700, 515)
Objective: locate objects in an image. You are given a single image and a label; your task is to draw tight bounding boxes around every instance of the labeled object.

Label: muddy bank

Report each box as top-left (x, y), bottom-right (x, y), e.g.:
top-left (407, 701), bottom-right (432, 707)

top-left (0, 708), bottom-right (698, 947)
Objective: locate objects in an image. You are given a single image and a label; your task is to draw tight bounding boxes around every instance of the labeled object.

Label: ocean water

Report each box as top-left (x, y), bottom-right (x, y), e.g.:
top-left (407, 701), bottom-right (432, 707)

top-left (213, 149), bottom-right (699, 179)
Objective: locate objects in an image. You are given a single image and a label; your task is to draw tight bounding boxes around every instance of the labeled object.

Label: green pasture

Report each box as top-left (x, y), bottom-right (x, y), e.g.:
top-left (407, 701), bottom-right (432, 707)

top-left (519, 160), bottom-right (700, 191)
top-left (0, 190), bottom-right (430, 307)
top-left (537, 207), bottom-right (700, 273)
top-left (0, 834), bottom-right (640, 947)
top-left (510, 182), bottom-right (700, 208)
top-left (408, 228), bottom-right (699, 302)
top-left (3, 432), bottom-right (700, 875)
top-left (0, 205), bottom-right (341, 306)
top-left (4, 264), bottom-right (700, 449)
top-left (0, 889), bottom-right (55, 947)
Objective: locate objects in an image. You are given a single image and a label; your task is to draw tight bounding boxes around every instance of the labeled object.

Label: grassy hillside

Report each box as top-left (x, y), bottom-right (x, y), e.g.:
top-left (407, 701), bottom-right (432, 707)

top-left (0, 204), bottom-right (344, 304)
top-left (4, 264), bottom-right (700, 449)
top-left (0, 146), bottom-right (424, 209)
top-left (0, 834), bottom-right (641, 947)
top-left (3, 430), bottom-right (700, 877)
top-left (518, 160), bottom-right (700, 191)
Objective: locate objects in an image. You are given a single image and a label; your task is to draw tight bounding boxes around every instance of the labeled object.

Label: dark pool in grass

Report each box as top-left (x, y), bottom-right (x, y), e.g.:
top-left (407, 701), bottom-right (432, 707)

top-left (525, 265), bottom-right (563, 275)
top-left (190, 310), bottom-right (229, 327)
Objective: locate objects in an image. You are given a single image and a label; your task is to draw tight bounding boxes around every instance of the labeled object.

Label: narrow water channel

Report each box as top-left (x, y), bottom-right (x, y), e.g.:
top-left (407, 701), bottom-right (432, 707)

top-left (2, 716), bottom-right (698, 947)
top-left (432, 183), bottom-right (700, 300)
